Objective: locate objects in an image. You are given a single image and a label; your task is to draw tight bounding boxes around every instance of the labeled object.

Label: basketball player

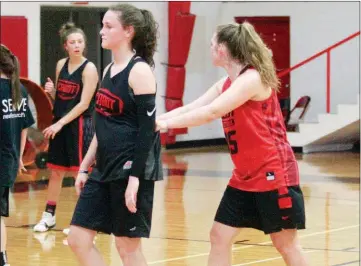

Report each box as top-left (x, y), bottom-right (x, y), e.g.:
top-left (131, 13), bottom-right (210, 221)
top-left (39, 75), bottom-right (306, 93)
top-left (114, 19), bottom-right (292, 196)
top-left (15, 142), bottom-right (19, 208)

top-left (157, 22), bottom-right (309, 266)
top-left (1, 44), bottom-right (35, 266)
top-left (33, 22), bottom-right (99, 233)
top-left (67, 4), bottom-right (162, 266)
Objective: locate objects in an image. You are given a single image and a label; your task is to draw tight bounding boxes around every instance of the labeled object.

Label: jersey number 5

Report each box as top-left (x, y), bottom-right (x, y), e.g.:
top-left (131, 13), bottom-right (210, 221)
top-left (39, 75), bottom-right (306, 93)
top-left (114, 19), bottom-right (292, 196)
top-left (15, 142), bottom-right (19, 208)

top-left (226, 130), bottom-right (238, 154)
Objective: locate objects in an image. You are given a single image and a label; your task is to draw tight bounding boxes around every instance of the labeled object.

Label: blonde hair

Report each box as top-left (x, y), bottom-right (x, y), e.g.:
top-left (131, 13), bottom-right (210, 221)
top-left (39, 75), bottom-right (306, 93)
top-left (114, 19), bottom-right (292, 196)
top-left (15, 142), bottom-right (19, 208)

top-left (216, 22), bottom-right (280, 90)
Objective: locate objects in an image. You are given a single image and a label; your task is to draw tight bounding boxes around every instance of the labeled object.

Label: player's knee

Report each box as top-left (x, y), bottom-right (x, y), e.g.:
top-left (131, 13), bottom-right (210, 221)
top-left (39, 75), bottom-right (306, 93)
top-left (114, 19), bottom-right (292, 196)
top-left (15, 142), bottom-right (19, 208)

top-left (68, 230), bottom-right (93, 252)
top-left (50, 169), bottom-right (65, 179)
top-left (209, 226), bottom-right (231, 247)
top-left (271, 232), bottom-right (301, 255)
top-left (114, 237), bottom-right (141, 258)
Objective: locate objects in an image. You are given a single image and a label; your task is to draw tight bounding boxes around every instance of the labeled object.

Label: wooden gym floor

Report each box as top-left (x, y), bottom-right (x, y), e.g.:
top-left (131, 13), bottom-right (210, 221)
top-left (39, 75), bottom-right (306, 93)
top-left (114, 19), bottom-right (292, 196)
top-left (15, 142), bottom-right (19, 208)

top-left (4, 147), bottom-right (360, 265)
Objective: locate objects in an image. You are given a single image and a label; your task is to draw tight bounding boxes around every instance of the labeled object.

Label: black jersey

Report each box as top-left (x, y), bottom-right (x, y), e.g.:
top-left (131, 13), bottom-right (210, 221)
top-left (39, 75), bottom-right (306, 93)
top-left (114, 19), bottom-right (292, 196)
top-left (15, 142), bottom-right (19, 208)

top-left (90, 56), bottom-right (163, 182)
top-left (0, 78), bottom-right (35, 187)
top-left (53, 58), bottom-right (95, 118)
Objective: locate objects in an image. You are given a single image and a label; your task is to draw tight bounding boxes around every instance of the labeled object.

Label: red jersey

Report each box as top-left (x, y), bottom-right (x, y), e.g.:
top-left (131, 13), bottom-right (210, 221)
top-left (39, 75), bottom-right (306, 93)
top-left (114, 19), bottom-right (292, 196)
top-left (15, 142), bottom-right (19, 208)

top-left (221, 73), bottom-right (299, 192)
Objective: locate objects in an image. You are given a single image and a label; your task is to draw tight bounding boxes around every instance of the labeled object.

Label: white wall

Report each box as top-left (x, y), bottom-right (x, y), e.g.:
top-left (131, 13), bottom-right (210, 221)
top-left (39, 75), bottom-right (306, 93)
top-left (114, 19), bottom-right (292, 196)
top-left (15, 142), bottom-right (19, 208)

top-left (177, 1), bottom-right (359, 142)
top-left (1, 1), bottom-right (168, 116)
top-left (2, 2), bottom-right (359, 142)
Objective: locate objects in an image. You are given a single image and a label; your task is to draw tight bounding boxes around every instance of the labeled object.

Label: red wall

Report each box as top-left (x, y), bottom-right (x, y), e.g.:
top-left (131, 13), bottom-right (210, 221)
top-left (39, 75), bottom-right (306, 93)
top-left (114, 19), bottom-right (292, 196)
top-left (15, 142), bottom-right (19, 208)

top-left (1, 16), bottom-right (28, 77)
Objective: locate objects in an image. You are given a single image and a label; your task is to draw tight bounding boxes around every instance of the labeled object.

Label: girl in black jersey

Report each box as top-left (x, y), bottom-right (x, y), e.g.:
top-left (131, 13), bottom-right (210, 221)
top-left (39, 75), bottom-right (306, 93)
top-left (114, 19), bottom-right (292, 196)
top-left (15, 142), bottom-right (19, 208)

top-left (1, 44), bottom-right (35, 266)
top-left (67, 4), bottom-right (162, 266)
top-left (33, 23), bottom-right (99, 233)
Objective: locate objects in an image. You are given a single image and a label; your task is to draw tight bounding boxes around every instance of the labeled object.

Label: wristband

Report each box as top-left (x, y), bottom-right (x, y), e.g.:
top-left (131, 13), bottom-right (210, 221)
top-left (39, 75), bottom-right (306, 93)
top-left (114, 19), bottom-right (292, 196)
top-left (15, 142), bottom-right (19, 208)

top-left (78, 170), bottom-right (89, 174)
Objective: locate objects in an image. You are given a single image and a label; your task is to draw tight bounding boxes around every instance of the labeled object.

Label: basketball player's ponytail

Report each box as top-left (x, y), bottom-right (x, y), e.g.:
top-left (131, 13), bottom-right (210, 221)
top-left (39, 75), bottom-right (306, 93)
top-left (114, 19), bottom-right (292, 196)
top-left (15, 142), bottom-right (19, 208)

top-left (59, 22), bottom-right (76, 44)
top-left (216, 22), bottom-right (280, 90)
top-left (0, 44), bottom-right (21, 107)
top-left (11, 55), bottom-right (21, 107)
top-left (137, 9), bottom-right (158, 68)
top-left (110, 4), bottom-right (158, 68)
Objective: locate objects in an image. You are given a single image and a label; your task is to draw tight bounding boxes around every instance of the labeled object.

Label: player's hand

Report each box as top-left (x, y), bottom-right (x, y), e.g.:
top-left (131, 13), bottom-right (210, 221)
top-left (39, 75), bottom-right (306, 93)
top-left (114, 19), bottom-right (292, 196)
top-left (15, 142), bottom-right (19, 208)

top-left (75, 173), bottom-right (88, 196)
top-left (43, 122), bottom-right (64, 139)
top-left (44, 77), bottom-right (54, 94)
top-left (18, 158), bottom-right (27, 174)
top-left (155, 120), bottom-right (167, 132)
top-left (125, 176), bottom-right (139, 213)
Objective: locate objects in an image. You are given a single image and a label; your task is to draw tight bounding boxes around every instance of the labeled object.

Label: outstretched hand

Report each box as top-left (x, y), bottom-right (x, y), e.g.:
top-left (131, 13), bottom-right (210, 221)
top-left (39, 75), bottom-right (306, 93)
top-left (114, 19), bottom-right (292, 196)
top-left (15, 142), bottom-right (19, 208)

top-left (155, 120), bottom-right (167, 132)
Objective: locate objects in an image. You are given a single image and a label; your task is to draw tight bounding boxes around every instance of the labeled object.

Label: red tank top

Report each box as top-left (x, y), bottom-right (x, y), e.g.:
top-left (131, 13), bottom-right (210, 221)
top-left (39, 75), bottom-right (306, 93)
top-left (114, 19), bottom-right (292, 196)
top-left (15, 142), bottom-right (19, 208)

top-left (222, 69), bottom-right (299, 192)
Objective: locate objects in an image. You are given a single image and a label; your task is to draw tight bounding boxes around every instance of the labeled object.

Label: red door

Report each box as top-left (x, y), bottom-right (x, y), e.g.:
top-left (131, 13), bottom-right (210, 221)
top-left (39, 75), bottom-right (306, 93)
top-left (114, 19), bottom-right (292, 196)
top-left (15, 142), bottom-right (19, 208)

top-left (234, 16), bottom-right (290, 121)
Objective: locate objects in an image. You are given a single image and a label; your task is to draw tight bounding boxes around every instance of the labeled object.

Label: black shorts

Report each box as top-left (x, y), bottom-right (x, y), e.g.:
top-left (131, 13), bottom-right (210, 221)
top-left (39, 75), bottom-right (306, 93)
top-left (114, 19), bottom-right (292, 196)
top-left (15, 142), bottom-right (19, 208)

top-left (71, 178), bottom-right (155, 238)
top-left (47, 115), bottom-right (94, 171)
top-left (214, 185), bottom-right (306, 234)
top-left (0, 187), bottom-right (10, 217)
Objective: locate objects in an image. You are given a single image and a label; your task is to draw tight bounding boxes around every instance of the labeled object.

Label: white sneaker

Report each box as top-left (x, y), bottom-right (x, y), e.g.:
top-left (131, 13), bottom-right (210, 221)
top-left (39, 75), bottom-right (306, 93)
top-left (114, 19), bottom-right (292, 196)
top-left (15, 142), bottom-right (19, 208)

top-left (33, 212), bottom-right (56, 232)
top-left (62, 228), bottom-right (70, 235)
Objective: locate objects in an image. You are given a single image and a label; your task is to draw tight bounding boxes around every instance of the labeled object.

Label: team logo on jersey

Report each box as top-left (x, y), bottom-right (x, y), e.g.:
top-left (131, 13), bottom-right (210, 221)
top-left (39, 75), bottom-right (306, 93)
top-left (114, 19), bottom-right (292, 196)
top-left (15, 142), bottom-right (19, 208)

top-left (95, 88), bottom-right (124, 116)
top-left (123, 161), bottom-right (133, 170)
top-left (222, 111), bottom-right (235, 128)
top-left (266, 171), bottom-right (275, 181)
top-left (57, 79), bottom-right (80, 100)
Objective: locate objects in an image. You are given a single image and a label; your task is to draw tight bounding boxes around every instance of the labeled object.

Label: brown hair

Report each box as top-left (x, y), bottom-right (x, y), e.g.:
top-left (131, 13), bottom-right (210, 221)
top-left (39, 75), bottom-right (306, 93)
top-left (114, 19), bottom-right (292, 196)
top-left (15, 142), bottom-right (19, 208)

top-left (0, 44), bottom-right (21, 106)
top-left (59, 22), bottom-right (87, 50)
top-left (216, 22), bottom-right (280, 90)
top-left (109, 4), bottom-right (158, 68)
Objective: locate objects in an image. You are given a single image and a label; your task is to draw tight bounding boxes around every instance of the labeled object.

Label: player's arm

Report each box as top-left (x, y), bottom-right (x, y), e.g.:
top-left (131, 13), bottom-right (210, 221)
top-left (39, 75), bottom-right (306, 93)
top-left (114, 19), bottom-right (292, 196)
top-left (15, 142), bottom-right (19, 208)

top-left (157, 76), bottom-right (227, 121)
top-left (128, 62), bottom-right (156, 179)
top-left (19, 129), bottom-right (27, 160)
top-left (47, 58), bottom-right (66, 100)
top-left (19, 92), bottom-right (36, 172)
top-left (163, 70), bottom-right (263, 129)
top-left (57, 62), bottom-right (99, 126)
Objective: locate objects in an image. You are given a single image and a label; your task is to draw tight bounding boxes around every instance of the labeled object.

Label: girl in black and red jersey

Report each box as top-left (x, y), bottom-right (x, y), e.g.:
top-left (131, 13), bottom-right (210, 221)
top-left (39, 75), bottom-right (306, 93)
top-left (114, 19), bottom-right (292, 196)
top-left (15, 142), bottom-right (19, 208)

top-left (67, 4), bottom-right (162, 266)
top-left (33, 23), bottom-right (99, 233)
top-left (157, 22), bottom-right (309, 266)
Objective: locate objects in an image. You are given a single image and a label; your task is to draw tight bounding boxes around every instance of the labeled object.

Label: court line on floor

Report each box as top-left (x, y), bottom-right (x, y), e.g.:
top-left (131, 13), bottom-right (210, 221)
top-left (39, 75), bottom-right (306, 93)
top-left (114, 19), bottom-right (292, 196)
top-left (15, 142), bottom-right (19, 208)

top-left (234, 242), bottom-right (359, 253)
top-left (332, 260), bottom-right (360, 266)
top-left (148, 224), bottom-right (359, 265)
top-left (232, 250), bottom-right (319, 265)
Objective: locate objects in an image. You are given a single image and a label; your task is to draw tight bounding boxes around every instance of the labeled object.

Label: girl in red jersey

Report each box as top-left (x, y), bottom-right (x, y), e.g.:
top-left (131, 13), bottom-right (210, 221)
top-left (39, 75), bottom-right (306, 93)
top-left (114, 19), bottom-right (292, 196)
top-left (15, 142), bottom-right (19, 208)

top-left (157, 22), bottom-right (308, 266)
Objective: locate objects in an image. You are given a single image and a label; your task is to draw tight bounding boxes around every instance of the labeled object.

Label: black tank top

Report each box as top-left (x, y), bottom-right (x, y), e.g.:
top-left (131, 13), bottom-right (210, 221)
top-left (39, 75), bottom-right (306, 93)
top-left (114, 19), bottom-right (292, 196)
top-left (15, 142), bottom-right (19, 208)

top-left (53, 58), bottom-right (95, 118)
top-left (90, 56), bottom-right (163, 182)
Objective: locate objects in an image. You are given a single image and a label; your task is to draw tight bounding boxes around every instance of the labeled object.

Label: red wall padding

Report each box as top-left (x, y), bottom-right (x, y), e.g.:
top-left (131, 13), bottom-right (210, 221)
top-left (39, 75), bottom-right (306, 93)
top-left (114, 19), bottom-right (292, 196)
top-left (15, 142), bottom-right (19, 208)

top-left (168, 127), bottom-right (188, 136)
top-left (168, 14), bottom-right (196, 66)
top-left (166, 66), bottom-right (186, 99)
top-left (169, 2), bottom-right (191, 34)
top-left (164, 2), bottom-right (196, 144)
top-left (0, 16), bottom-right (28, 77)
top-left (165, 98), bottom-right (184, 112)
